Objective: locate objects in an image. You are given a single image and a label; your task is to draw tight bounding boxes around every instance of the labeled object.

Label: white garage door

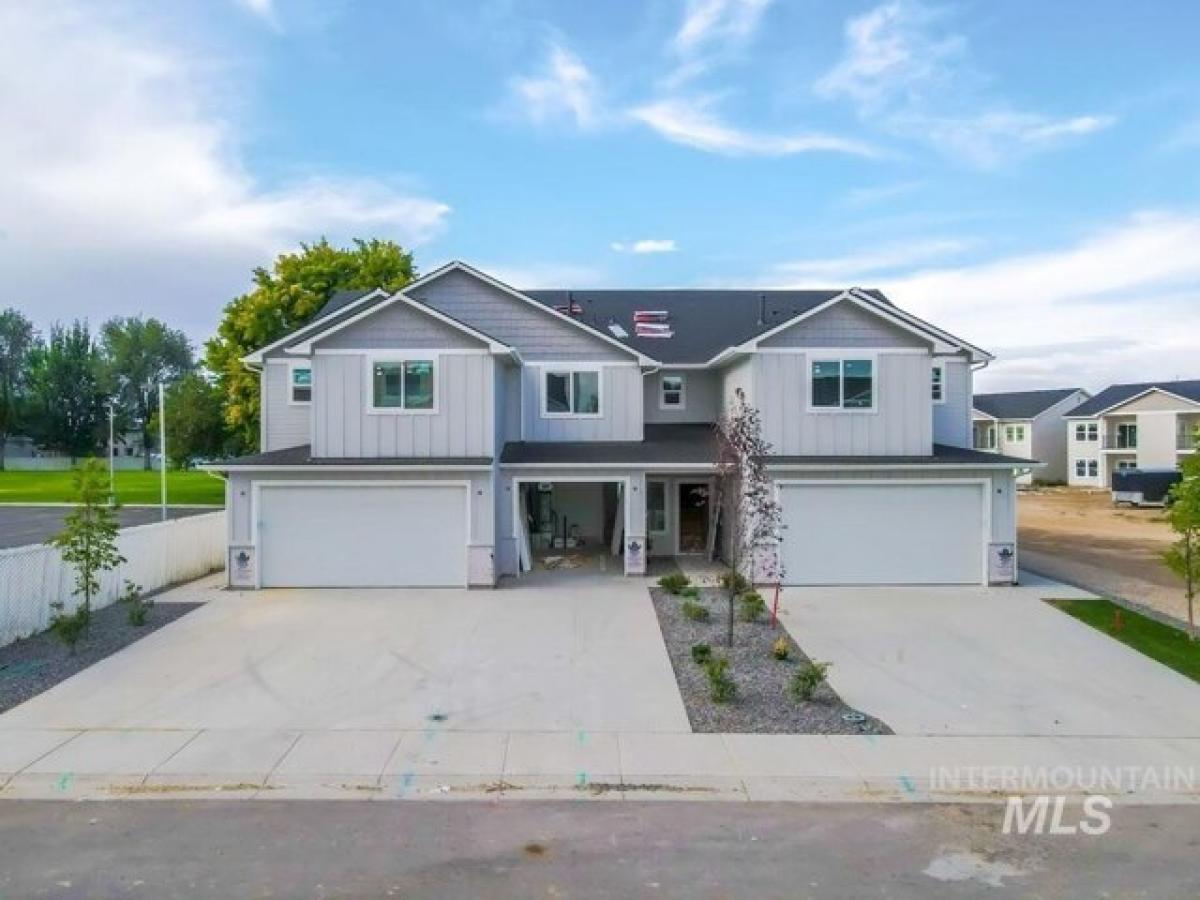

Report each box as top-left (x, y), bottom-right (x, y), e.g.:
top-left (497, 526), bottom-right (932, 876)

top-left (779, 482), bottom-right (985, 585)
top-left (257, 483), bottom-right (468, 587)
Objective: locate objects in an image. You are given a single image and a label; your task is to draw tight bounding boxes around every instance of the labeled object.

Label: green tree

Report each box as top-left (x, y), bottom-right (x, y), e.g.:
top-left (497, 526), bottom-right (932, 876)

top-left (148, 372), bottom-right (229, 467)
top-left (48, 459), bottom-right (126, 646)
top-left (26, 321), bottom-right (106, 462)
top-left (100, 317), bottom-right (194, 469)
top-left (0, 308), bottom-right (36, 469)
top-left (1164, 453), bottom-right (1200, 640)
top-left (204, 239), bottom-right (415, 450)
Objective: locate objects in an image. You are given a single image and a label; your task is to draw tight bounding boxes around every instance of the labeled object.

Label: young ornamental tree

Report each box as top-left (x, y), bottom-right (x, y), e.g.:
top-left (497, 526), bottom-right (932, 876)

top-left (712, 388), bottom-right (785, 647)
top-left (1164, 453), bottom-right (1200, 640)
top-left (48, 458), bottom-right (126, 640)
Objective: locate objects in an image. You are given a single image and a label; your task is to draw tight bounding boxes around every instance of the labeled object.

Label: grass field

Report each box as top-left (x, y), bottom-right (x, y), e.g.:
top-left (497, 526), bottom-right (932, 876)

top-left (0, 470), bottom-right (225, 506)
top-left (1048, 598), bottom-right (1200, 683)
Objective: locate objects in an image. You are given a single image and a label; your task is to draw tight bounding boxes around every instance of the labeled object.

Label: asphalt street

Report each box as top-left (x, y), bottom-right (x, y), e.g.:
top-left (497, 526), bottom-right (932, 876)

top-left (0, 800), bottom-right (1196, 898)
top-left (0, 506), bottom-right (215, 549)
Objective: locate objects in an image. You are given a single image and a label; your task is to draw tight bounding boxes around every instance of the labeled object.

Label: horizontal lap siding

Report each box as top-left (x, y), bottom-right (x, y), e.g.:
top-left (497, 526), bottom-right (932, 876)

top-left (263, 363), bottom-right (310, 451)
top-left (644, 370), bottom-right (720, 424)
top-left (313, 353), bottom-right (493, 458)
top-left (760, 301), bottom-right (927, 349)
top-left (317, 301), bottom-right (487, 350)
top-left (933, 357), bottom-right (972, 448)
top-left (521, 365), bottom-right (643, 441)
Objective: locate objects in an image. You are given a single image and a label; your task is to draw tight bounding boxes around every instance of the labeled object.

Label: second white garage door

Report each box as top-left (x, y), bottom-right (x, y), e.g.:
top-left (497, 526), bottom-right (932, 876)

top-left (779, 481), bottom-right (986, 585)
top-left (257, 483), bottom-right (468, 587)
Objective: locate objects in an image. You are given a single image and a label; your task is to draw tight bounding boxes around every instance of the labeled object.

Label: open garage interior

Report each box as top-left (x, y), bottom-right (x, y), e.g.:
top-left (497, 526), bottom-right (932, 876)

top-left (778, 480), bottom-right (989, 586)
top-left (517, 481), bottom-right (624, 574)
top-left (256, 482), bottom-right (469, 588)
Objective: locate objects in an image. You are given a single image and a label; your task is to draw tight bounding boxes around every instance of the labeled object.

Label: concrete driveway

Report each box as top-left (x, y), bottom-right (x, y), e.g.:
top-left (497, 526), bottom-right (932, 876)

top-left (778, 574), bottom-right (1200, 737)
top-left (0, 573), bottom-right (689, 733)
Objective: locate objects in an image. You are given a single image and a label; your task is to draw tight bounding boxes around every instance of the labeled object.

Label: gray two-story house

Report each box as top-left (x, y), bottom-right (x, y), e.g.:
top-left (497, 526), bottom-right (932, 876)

top-left (209, 261), bottom-right (1032, 589)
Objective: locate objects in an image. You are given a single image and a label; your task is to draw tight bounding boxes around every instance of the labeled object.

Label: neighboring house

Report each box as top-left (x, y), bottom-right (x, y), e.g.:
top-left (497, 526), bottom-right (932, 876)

top-left (206, 261), bottom-right (1033, 590)
top-left (1064, 380), bottom-right (1200, 488)
top-left (971, 388), bottom-right (1090, 485)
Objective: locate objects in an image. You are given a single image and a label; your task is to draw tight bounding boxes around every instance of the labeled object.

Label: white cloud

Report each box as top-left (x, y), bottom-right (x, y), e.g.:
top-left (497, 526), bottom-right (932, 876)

top-left (667, 0), bottom-right (773, 85)
top-left (767, 238), bottom-right (970, 283)
top-left (815, 1), bottom-right (1115, 167)
top-left (877, 212), bottom-right (1200, 390)
top-left (611, 239), bottom-right (678, 254)
top-left (505, 42), bottom-right (600, 129)
top-left (630, 96), bottom-right (880, 157)
top-left (0, 2), bottom-right (448, 340)
top-left (234, 0), bottom-right (276, 24)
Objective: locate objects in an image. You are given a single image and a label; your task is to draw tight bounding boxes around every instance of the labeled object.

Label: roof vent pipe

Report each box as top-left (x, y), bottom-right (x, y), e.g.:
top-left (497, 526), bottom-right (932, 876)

top-left (758, 294), bottom-right (766, 326)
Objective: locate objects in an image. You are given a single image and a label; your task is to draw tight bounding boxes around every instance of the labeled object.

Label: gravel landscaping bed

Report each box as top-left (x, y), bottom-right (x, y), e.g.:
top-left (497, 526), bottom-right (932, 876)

top-left (0, 601), bottom-right (200, 714)
top-left (650, 586), bottom-right (892, 734)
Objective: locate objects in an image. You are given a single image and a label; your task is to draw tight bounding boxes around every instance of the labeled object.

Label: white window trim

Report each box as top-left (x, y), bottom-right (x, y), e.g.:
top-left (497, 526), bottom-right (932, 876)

top-left (364, 352), bottom-right (439, 415)
top-left (806, 354), bottom-right (878, 413)
top-left (931, 361), bottom-right (946, 405)
top-left (539, 366), bottom-right (604, 419)
top-left (287, 360), bottom-right (312, 406)
top-left (659, 374), bottom-right (687, 411)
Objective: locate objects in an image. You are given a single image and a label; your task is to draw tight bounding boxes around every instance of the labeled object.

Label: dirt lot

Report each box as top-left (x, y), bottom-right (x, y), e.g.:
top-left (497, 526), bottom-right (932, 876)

top-left (1019, 487), bottom-right (1191, 624)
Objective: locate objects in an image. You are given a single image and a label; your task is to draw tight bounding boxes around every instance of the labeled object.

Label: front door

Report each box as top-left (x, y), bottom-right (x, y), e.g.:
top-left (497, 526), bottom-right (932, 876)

top-left (677, 482), bottom-right (710, 554)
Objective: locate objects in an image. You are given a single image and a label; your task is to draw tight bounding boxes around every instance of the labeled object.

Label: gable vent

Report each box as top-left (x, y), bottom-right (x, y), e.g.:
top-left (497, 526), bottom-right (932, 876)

top-left (634, 309), bottom-right (673, 339)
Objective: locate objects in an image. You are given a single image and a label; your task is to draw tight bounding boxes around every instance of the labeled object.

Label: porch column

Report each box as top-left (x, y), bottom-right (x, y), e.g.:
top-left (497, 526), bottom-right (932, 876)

top-left (624, 471), bottom-right (647, 575)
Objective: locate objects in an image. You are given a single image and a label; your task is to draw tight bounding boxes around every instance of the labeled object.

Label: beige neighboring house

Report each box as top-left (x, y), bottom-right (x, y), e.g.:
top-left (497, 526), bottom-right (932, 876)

top-left (971, 388), bottom-right (1091, 485)
top-left (1063, 379), bottom-right (1200, 488)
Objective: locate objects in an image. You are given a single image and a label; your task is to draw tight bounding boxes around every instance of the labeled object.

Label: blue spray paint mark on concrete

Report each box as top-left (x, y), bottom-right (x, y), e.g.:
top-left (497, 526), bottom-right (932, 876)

top-left (395, 772), bottom-right (415, 798)
top-left (576, 771), bottom-right (588, 787)
top-left (899, 775), bottom-right (917, 795)
top-left (55, 773), bottom-right (74, 793)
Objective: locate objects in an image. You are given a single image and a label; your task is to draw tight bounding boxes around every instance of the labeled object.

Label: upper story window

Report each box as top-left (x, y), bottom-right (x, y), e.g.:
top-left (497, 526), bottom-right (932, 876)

top-left (1075, 422), bottom-right (1099, 442)
top-left (543, 369), bottom-right (601, 417)
top-left (931, 362), bottom-right (945, 403)
top-left (289, 363), bottom-right (312, 405)
top-left (811, 358), bottom-right (874, 411)
top-left (1005, 424), bottom-right (1026, 442)
top-left (660, 374), bottom-right (686, 409)
top-left (369, 357), bottom-right (436, 413)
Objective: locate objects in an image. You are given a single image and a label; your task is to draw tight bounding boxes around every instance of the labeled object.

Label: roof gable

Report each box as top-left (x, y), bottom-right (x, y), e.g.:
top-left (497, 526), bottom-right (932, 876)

top-left (1066, 380), bottom-right (1200, 418)
top-left (972, 388), bottom-right (1086, 420)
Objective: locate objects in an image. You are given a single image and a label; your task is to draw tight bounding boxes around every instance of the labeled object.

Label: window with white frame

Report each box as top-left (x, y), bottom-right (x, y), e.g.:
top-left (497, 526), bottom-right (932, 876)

top-left (660, 374), bottom-right (685, 409)
top-left (1075, 423), bottom-right (1086, 441)
top-left (647, 481), bottom-right (667, 533)
top-left (1087, 423), bottom-right (1098, 441)
top-left (1075, 459), bottom-right (1086, 477)
top-left (811, 358), bottom-right (874, 410)
top-left (544, 369), bottom-right (601, 416)
top-left (370, 358), bottom-right (435, 411)
top-left (931, 362), bottom-right (945, 403)
top-left (1116, 460), bottom-right (1136, 471)
top-left (1006, 424), bottom-right (1026, 442)
top-left (289, 363), bottom-right (312, 404)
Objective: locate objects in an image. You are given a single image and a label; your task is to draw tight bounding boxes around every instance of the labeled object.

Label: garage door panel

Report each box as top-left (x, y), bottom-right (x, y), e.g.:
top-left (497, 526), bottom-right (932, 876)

top-left (258, 484), bottom-right (467, 587)
top-left (780, 482), bottom-right (984, 585)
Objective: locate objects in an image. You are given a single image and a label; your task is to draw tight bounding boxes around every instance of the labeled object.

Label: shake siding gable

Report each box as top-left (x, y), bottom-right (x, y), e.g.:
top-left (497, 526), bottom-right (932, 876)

top-left (760, 300), bottom-right (930, 350)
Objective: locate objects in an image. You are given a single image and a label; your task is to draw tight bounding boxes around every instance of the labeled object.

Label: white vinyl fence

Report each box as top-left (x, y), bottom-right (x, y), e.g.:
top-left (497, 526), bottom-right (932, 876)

top-left (0, 511), bottom-right (226, 647)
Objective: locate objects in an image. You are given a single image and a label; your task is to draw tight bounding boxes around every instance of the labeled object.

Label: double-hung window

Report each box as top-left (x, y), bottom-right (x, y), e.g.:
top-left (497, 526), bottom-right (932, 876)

top-left (811, 358), bottom-right (874, 410)
top-left (370, 357), bottom-right (436, 412)
top-left (289, 363), bottom-right (312, 404)
top-left (544, 369), bottom-right (601, 416)
top-left (660, 375), bottom-right (685, 409)
top-left (931, 363), bottom-right (945, 403)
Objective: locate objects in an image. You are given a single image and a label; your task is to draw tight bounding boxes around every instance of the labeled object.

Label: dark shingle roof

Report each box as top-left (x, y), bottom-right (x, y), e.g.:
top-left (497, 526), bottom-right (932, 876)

top-left (972, 388), bottom-right (1084, 420)
top-left (521, 289), bottom-right (887, 364)
top-left (313, 288), bottom-right (376, 320)
top-left (1066, 380), bottom-right (1200, 418)
top-left (206, 445), bottom-right (491, 468)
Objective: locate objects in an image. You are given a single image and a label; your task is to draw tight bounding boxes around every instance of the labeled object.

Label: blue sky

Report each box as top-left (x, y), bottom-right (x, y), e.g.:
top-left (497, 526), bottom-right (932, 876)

top-left (2, 0), bottom-right (1199, 391)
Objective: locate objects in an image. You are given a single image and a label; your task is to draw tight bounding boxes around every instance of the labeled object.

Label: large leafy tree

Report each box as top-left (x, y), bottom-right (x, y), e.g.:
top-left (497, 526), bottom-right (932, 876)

top-left (0, 308), bottom-right (36, 468)
top-left (148, 372), bottom-right (229, 467)
top-left (100, 316), bottom-right (194, 469)
top-left (205, 238), bottom-right (416, 451)
top-left (26, 321), bottom-right (106, 462)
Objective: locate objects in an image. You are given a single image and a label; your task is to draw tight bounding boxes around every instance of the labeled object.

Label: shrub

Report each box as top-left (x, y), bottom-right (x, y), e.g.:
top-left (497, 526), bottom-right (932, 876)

top-left (682, 600), bottom-right (710, 622)
top-left (49, 603), bottom-right (89, 654)
top-left (740, 591), bottom-right (766, 622)
top-left (791, 660), bottom-right (832, 702)
top-left (718, 569), bottom-right (750, 595)
top-left (658, 573), bottom-right (691, 595)
top-left (771, 635), bottom-right (790, 660)
top-left (119, 580), bottom-right (153, 627)
top-left (691, 642), bottom-right (712, 664)
top-left (680, 585), bottom-right (700, 599)
top-left (704, 656), bottom-right (736, 703)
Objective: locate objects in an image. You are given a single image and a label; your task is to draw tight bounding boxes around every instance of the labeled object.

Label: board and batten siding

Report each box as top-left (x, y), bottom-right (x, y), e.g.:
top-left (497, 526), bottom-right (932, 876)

top-left (412, 269), bottom-right (632, 361)
top-left (521, 364), bottom-right (643, 441)
top-left (261, 361), bottom-right (310, 451)
top-left (311, 352), bottom-right (494, 458)
top-left (932, 356), bottom-right (973, 449)
top-left (755, 351), bottom-right (932, 455)
top-left (644, 370), bottom-right (721, 424)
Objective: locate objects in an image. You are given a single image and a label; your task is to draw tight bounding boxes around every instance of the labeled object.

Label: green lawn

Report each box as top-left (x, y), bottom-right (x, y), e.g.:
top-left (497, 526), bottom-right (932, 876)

top-left (0, 470), bottom-right (225, 506)
top-left (1048, 598), bottom-right (1200, 683)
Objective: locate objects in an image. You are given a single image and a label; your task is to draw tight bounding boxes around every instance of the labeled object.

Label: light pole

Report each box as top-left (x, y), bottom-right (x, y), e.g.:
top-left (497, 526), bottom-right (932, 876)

top-left (108, 402), bottom-right (115, 504)
top-left (158, 381), bottom-right (167, 522)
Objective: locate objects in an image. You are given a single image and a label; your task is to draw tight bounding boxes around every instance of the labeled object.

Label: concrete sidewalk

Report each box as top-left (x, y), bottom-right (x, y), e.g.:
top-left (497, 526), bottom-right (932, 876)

top-left (2, 727), bottom-right (1198, 804)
